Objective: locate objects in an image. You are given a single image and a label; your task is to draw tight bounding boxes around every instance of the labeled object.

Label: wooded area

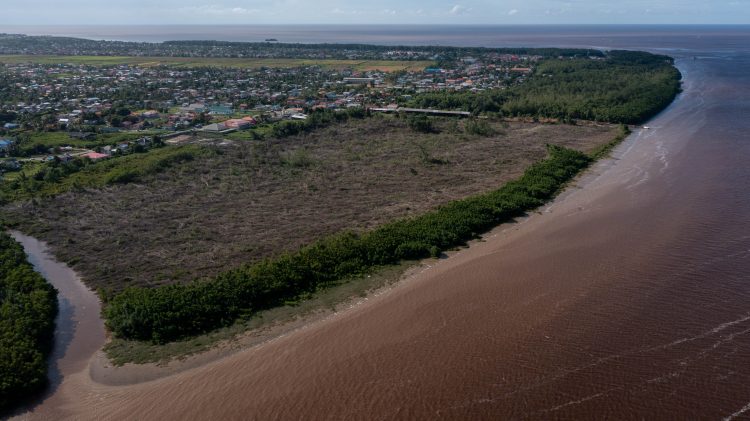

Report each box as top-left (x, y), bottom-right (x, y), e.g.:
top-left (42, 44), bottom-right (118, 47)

top-left (0, 232), bottom-right (57, 412)
top-left (407, 50), bottom-right (681, 123)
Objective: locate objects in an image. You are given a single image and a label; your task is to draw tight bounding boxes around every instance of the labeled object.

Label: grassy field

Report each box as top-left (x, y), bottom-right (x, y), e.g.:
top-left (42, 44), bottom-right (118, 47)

top-left (0, 145), bottom-right (205, 202)
top-left (23, 130), bottom-right (164, 147)
top-left (6, 130), bottom-right (168, 158)
top-left (0, 55), bottom-right (434, 72)
top-left (2, 116), bottom-right (618, 293)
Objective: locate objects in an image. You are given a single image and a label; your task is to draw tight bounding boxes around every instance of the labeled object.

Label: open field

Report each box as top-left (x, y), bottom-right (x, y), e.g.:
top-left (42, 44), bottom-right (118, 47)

top-left (0, 55), bottom-right (434, 71)
top-left (2, 116), bottom-right (618, 293)
top-left (18, 130), bottom-right (165, 150)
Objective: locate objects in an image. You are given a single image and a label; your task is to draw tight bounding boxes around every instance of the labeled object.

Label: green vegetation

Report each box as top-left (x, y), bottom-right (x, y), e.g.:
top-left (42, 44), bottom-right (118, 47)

top-left (104, 262), bottom-right (413, 365)
top-left (9, 131), bottom-right (165, 157)
top-left (0, 145), bottom-right (205, 203)
top-left (0, 55), bottom-right (434, 72)
top-left (408, 50), bottom-right (682, 124)
top-left (464, 119), bottom-right (496, 137)
top-left (0, 232), bottom-right (58, 412)
top-left (227, 108), bottom-right (369, 141)
top-left (407, 115), bottom-right (436, 133)
top-left (104, 144), bottom-right (591, 344)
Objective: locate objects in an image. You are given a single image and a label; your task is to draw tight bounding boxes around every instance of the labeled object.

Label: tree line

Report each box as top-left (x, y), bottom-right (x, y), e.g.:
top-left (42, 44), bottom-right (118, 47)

top-left (269, 107), bottom-right (369, 139)
top-left (0, 232), bottom-right (58, 412)
top-left (0, 34), bottom-right (602, 61)
top-left (407, 50), bottom-right (682, 124)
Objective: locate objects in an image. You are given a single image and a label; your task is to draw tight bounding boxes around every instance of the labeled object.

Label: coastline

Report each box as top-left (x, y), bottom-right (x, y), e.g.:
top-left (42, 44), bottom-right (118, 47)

top-left (11, 124), bottom-right (639, 392)
top-left (94, 124), bottom-right (638, 387)
top-left (90, 116), bottom-right (656, 420)
top-left (10, 109), bottom-right (673, 421)
top-left (6, 29), bottom-right (750, 419)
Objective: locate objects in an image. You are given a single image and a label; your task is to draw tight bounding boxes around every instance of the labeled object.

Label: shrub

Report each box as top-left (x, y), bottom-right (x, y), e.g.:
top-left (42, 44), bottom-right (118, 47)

top-left (465, 119), bottom-right (495, 136)
top-left (407, 115), bottom-right (435, 133)
top-left (0, 233), bottom-right (58, 412)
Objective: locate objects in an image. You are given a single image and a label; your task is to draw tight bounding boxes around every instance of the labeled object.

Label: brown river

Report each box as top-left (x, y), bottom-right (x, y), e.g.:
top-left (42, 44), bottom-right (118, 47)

top-left (9, 28), bottom-right (750, 420)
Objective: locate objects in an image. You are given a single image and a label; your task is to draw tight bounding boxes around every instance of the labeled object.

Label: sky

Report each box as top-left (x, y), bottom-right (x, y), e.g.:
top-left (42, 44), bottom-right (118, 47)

top-left (0, 0), bottom-right (748, 25)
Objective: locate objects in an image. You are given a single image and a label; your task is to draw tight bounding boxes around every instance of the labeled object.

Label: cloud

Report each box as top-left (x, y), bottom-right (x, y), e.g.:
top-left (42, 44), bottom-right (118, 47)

top-left (449, 5), bottom-right (471, 15)
top-left (330, 7), bottom-right (396, 16)
top-left (178, 5), bottom-right (261, 16)
top-left (1, 0), bottom-right (749, 25)
top-left (331, 8), bottom-right (362, 15)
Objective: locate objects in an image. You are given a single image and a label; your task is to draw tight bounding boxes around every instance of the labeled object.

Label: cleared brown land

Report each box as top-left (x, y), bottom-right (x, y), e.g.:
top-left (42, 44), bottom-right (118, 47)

top-left (2, 117), bottom-right (617, 292)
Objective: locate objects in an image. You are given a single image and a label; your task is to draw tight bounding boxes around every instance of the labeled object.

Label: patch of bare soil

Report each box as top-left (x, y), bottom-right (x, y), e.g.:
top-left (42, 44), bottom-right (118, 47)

top-left (2, 116), bottom-right (617, 291)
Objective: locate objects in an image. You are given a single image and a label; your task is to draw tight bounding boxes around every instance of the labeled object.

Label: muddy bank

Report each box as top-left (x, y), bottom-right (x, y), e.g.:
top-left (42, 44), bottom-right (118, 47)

top-left (8, 232), bottom-right (105, 420)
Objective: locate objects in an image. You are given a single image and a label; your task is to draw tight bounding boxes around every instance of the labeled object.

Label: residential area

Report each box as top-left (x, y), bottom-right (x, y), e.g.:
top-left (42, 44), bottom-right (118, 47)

top-left (0, 37), bottom-right (608, 179)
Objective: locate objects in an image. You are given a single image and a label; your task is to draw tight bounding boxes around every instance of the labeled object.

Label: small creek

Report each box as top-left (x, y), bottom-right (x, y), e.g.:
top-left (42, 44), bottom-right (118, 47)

top-left (8, 231), bottom-right (105, 417)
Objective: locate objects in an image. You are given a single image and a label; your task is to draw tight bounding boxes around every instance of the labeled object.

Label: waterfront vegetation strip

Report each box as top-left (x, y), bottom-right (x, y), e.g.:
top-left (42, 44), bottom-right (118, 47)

top-left (104, 144), bottom-right (592, 343)
top-left (407, 50), bottom-right (682, 124)
top-left (0, 232), bottom-right (58, 412)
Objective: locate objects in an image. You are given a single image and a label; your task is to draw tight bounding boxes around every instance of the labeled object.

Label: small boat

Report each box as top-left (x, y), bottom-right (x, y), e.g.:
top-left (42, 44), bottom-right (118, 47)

top-left (643, 126), bottom-right (651, 129)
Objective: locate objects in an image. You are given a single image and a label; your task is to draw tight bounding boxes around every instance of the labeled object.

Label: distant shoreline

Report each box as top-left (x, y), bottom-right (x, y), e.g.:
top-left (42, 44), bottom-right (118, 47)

top-left (2, 24), bottom-right (748, 46)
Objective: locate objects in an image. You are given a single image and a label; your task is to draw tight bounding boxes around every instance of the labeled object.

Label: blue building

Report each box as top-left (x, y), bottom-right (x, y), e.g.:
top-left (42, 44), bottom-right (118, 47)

top-left (0, 139), bottom-right (14, 154)
top-left (208, 105), bottom-right (234, 116)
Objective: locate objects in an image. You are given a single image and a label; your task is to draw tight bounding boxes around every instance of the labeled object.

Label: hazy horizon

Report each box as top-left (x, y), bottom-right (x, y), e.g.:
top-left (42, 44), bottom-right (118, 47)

top-left (6, 23), bottom-right (749, 48)
top-left (0, 1), bottom-right (748, 25)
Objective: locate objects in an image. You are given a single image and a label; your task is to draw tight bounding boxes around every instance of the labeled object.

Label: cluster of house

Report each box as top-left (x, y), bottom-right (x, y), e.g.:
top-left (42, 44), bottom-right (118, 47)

top-left (0, 52), bottom-right (547, 138)
top-left (0, 34), bottom-right (440, 61)
top-left (46, 135), bottom-right (159, 163)
top-left (201, 116), bottom-right (258, 133)
top-left (0, 138), bottom-right (14, 155)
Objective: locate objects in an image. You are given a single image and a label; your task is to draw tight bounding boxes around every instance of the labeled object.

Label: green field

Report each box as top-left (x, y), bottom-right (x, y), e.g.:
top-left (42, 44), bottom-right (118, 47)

top-left (0, 144), bottom-right (204, 202)
top-left (0, 55), bottom-right (434, 72)
top-left (7, 130), bottom-right (167, 157)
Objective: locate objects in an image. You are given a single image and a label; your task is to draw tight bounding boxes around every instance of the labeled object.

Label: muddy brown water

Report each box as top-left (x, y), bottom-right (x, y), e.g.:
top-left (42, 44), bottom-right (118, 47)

top-left (9, 30), bottom-right (750, 420)
top-left (8, 232), bottom-right (105, 419)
